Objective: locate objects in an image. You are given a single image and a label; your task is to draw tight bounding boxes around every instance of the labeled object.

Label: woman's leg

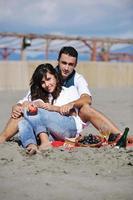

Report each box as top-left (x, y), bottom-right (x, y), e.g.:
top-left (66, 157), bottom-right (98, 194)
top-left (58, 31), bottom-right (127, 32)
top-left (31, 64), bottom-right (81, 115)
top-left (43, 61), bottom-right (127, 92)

top-left (38, 132), bottom-right (52, 150)
top-left (23, 108), bottom-right (77, 141)
top-left (18, 118), bottom-right (38, 155)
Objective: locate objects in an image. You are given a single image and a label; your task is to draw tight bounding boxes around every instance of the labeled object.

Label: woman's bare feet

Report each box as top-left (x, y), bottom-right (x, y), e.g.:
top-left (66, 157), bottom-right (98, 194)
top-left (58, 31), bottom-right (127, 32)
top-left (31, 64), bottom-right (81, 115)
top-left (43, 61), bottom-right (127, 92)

top-left (39, 142), bottom-right (52, 151)
top-left (26, 144), bottom-right (38, 155)
top-left (38, 132), bottom-right (52, 151)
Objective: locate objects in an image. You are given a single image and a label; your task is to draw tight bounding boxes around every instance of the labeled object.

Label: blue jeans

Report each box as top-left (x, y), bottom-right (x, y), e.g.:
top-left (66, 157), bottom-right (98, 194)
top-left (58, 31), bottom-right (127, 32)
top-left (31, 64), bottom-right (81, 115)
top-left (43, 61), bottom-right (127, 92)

top-left (18, 119), bottom-right (37, 147)
top-left (18, 108), bottom-right (77, 148)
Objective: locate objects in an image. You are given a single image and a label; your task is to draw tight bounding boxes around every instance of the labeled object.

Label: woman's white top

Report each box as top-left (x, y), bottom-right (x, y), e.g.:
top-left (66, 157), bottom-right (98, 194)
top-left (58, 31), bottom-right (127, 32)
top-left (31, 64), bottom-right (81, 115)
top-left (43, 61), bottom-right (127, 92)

top-left (18, 86), bottom-right (86, 134)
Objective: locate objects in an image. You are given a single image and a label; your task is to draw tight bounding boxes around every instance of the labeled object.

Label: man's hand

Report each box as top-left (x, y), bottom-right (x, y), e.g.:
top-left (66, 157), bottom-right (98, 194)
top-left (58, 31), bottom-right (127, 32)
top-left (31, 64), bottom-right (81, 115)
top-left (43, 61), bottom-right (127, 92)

top-left (59, 102), bottom-right (74, 115)
top-left (11, 104), bottom-right (23, 119)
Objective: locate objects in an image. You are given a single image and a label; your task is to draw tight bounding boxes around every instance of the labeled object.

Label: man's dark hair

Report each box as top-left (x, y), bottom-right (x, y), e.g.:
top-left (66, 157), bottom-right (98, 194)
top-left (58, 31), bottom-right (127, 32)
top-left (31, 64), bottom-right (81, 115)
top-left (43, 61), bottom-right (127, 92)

top-left (58, 46), bottom-right (78, 62)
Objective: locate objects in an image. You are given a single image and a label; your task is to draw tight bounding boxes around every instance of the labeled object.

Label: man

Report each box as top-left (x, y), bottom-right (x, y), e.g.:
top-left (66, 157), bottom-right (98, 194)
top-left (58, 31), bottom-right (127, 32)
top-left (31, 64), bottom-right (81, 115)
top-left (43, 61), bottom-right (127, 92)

top-left (0, 46), bottom-right (121, 143)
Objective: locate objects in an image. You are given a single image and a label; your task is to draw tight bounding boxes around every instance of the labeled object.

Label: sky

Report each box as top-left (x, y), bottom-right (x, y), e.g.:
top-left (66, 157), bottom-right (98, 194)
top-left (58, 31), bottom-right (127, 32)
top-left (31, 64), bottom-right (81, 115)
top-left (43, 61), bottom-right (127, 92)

top-left (0, 0), bottom-right (133, 38)
top-left (0, 0), bottom-right (133, 61)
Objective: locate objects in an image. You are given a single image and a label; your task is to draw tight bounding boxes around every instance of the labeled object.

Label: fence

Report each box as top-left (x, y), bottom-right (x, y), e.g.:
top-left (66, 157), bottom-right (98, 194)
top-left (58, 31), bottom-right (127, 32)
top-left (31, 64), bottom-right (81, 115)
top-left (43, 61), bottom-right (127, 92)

top-left (0, 61), bottom-right (133, 90)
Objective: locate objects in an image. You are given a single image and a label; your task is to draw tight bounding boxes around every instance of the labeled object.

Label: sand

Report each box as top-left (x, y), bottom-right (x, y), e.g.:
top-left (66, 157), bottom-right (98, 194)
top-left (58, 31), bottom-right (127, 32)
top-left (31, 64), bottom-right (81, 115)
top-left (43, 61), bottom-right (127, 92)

top-left (0, 87), bottom-right (133, 200)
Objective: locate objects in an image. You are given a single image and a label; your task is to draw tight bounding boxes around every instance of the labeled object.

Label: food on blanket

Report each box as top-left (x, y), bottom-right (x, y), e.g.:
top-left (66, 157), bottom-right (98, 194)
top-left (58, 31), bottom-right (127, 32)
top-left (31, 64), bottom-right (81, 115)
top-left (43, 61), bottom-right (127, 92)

top-left (77, 134), bottom-right (101, 145)
top-left (27, 104), bottom-right (38, 115)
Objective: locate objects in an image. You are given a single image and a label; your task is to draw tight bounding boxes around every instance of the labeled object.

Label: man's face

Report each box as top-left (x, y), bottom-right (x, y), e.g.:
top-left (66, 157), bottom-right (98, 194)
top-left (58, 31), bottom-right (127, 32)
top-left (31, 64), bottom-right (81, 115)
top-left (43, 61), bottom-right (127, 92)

top-left (58, 53), bottom-right (77, 79)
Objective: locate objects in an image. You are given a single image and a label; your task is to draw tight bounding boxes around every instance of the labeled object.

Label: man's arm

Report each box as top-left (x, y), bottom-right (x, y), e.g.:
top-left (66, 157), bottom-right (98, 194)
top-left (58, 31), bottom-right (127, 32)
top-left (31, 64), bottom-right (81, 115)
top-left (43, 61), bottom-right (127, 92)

top-left (60, 72), bottom-right (92, 113)
top-left (59, 94), bottom-right (92, 115)
top-left (74, 73), bottom-right (92, 97)
top-left (72, 94), bottom-right (92, 108)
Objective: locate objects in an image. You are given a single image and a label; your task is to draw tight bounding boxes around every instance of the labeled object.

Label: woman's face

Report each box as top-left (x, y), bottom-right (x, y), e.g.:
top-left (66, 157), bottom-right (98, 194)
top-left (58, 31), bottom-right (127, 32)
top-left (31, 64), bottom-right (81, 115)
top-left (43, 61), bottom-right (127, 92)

top-left (41, 72), bottom-right (57, 93)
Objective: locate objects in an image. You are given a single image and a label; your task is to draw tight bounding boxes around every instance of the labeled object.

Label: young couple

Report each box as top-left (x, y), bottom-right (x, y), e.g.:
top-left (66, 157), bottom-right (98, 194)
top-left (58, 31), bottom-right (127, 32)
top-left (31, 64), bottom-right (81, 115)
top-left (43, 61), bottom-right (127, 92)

top-left (0, 46), bottom-right (124, 154)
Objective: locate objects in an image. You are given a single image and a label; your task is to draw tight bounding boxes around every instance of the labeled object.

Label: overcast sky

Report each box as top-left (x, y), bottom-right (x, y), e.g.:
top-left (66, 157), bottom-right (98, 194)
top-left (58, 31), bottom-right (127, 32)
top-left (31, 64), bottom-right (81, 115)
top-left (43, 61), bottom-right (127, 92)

top-left (0, 0), bottom-right (133, 38)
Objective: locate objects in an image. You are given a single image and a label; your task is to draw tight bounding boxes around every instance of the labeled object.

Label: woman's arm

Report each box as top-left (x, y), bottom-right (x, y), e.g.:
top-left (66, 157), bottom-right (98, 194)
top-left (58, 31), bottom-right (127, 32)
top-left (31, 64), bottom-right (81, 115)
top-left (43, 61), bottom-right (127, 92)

top-left (33, 99), bottom-right (61, 113)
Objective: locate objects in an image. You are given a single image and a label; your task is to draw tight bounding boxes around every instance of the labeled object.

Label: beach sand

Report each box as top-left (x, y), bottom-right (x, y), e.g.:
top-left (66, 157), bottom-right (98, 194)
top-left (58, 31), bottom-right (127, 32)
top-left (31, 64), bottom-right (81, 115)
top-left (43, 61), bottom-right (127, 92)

top-left (0, 87), bottom-right (133, 200)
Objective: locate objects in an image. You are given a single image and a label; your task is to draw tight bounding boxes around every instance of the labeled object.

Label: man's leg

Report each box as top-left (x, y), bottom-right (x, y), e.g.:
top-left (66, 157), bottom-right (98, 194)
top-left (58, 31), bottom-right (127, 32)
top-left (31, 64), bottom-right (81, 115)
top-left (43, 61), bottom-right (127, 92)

top-left (0, 117), bottom-right (21, 143)
top-left (79, 104), bottom-right (121, 135)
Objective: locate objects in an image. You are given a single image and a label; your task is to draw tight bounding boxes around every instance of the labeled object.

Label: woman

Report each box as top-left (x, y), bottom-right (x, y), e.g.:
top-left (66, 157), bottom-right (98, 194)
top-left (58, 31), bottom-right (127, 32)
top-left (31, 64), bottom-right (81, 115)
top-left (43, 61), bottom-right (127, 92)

top-left (18, 63), bottom-right (87, 154)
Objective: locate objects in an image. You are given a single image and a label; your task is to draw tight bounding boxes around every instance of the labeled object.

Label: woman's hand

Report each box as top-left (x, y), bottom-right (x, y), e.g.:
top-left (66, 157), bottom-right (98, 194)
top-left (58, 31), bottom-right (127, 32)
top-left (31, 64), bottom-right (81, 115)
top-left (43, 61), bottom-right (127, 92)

top-left (32, 100), bottom-right (52, 111)
top-left (33, 99), bottom-right (45, 108)
top-left (40, 103), bottom-right (56, 111)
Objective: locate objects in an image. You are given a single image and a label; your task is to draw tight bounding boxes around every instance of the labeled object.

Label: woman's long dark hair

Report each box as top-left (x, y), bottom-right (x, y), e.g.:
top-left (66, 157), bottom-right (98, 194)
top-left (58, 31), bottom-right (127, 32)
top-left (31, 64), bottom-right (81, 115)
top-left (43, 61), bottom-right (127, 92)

top-left (30, 63), bottom-right (62, 103)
